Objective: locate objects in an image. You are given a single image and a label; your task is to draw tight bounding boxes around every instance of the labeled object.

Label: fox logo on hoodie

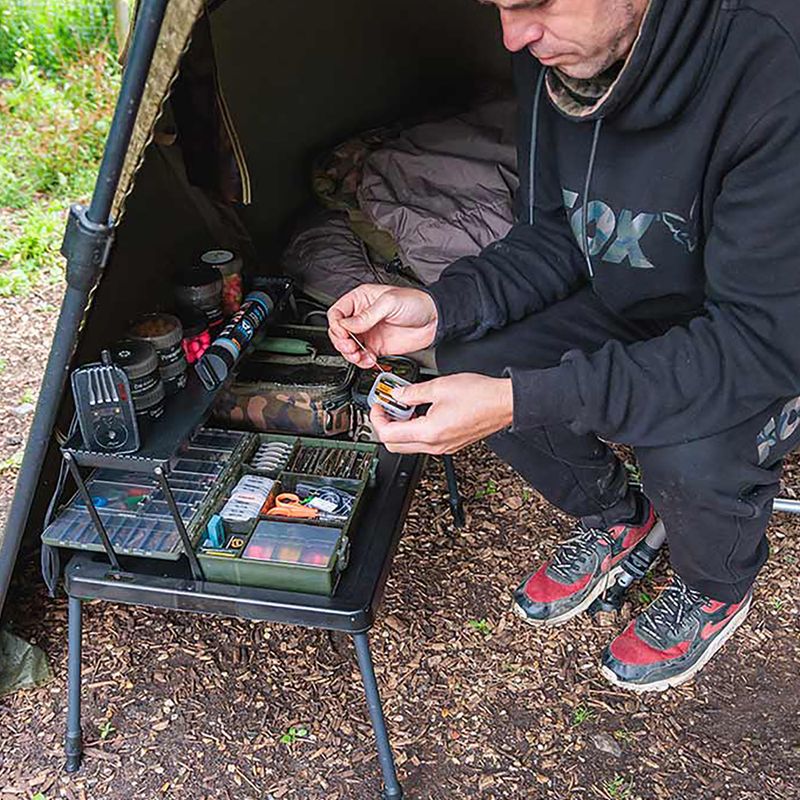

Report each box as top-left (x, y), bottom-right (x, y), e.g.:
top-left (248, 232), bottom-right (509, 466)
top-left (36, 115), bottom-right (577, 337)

top-left (562, 189), bottom-right (700, 269)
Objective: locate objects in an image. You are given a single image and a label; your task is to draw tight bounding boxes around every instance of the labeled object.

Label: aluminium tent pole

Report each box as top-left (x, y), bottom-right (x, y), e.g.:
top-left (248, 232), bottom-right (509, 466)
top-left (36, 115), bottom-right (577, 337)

top-left (0, 0), bottom-right (170, 613)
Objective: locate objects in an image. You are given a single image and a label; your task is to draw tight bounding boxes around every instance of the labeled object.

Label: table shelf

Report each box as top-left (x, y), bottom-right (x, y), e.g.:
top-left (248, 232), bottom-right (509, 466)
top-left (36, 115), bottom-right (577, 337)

top-left (62, 371), bottom-right (221, 472)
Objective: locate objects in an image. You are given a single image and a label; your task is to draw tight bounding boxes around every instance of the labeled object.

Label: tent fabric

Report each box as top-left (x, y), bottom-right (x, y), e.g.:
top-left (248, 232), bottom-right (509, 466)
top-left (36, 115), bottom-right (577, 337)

top-left (112, 0), bottom-right (205, 222)
top-left (0, 628), bottom-right (53, 697)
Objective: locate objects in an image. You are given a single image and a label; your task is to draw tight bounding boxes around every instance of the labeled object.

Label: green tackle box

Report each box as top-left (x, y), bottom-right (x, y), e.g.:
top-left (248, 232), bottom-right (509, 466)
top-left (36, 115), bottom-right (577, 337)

top-left (196, 434), bottom-right (378, 594)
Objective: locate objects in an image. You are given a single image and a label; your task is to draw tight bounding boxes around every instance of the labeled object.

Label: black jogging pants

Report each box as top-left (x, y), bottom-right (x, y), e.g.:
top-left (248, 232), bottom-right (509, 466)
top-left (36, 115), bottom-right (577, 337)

top-left (437, 285), bottom-right (799, 603)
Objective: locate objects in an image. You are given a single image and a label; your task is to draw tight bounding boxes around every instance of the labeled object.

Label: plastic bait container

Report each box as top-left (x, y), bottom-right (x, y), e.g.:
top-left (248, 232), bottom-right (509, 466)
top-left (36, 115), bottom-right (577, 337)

top-left (179, 308), bottom-right (212, 365)
top-left (174, 264), bottom-right (224, 330)
top-left (201, 248), bottom-right (243, 316)
top-left (367, 371), bottom-right (414, 420)
top-left (129, 312), bottom-right (188, 395)
top-left (110, 339), bottom-right (165, 421)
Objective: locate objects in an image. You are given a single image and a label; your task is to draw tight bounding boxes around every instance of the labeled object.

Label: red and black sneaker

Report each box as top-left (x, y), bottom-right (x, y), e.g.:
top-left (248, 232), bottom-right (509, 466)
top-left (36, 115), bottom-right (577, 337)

top-left (512, 497), bottom-right (661, 626)
top-left (601, 575), bottom-right (753, 692)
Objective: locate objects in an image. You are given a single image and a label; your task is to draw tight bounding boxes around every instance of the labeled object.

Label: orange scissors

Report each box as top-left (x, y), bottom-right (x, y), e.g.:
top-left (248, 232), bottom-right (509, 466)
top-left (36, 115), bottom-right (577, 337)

top-left (265, 493), bottom-right (319, 519)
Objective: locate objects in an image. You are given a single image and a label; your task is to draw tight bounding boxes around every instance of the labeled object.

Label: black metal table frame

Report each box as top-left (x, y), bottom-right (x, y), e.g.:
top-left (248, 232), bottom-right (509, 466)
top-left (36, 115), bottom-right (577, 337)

top-left (61, 451), bottom-right (463, 800)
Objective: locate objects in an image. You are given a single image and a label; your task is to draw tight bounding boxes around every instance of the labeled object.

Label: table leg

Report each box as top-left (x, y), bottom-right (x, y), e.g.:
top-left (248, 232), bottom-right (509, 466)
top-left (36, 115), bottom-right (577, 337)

top-left (65, 596), bottom-right (83, 773)
top-left (442, 455), bottom-right (465, 528)
top-left (352, 632), bottom-right (403, 800)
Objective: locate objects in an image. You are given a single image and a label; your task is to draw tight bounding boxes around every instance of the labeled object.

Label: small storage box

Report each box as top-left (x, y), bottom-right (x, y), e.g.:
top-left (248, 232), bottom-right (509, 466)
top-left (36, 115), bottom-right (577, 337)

top-left (41, 427), bottom-right (249, 559)
top-left (196, 434), bottom-right (377, 594)
top-left (200, 519), bottom-right (348, 594)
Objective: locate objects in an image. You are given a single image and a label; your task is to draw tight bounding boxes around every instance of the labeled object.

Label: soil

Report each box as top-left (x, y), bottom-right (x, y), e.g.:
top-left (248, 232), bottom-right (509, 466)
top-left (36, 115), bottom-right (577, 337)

top-left (0, 284), bottom-right (798, 800)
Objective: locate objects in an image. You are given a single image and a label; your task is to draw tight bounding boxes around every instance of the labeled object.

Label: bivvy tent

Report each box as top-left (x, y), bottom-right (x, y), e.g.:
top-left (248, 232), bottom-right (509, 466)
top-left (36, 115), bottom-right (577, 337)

top-left (1, 0), bottom-right (510, 612)
top-left (0, 1), bottom-right (509, 794)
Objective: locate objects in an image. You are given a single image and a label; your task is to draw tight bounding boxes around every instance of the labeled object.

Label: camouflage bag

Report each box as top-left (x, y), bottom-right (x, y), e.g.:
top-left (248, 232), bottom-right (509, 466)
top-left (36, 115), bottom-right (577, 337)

top-left (212, 327), bottom-right (355, 437)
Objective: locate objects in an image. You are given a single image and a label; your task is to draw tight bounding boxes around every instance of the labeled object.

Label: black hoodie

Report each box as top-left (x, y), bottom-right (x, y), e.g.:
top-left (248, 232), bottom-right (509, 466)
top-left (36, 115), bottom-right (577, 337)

top-left (427, 0), bottom-right (800, 447)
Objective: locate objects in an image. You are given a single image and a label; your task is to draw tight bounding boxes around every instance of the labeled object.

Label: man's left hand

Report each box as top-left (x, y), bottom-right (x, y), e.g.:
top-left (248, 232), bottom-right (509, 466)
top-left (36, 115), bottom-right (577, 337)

top-left (370, 373), bottom-right (514, 455)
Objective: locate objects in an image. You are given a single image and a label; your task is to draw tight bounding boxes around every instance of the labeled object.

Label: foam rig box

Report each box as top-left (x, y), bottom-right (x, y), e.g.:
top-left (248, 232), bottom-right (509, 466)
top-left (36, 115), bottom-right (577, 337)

top-left (196, 434), bottom-right (379, 595)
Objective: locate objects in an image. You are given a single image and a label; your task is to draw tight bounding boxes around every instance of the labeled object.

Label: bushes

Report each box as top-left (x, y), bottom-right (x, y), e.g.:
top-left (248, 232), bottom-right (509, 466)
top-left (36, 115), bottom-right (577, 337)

top-left (0, 48), bottom-right (117, 208)
top-left (0, 1), bottom-right (120, 296)
top-left (0, 0), bottom-right (116, 76)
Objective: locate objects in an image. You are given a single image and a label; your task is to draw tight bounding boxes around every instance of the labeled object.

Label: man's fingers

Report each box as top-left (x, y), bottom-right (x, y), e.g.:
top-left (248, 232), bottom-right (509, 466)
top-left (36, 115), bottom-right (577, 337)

top-left (329, 307), bottom-right (377, 366)
top-left (370, 407), bottom-right (447, 454)
top-left (337, 347), bottom-right (375, 368)
top-left (370, 405), bottom-right (393, 430)
top-left (328, 329), bottom-right (361, 362)
top-left (352, 350), bottom-right (378, 369)
top-left (327, 305), bottom-right (350, 340)
top-left (392, 381), bottom-right (435, 406)
top-left (370, 410), bottom-right (433, 445)
top-left (342, 293), bottom-right (394, 335)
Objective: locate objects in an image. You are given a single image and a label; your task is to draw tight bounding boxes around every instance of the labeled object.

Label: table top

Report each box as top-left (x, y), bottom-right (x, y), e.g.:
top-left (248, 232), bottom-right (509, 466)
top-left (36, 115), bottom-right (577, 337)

top-left (64, 448), bottom-right (425, 633)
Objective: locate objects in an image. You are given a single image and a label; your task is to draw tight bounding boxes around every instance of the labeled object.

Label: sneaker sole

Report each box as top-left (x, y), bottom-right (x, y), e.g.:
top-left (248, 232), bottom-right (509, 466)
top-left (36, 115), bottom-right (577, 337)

top-left (600, 594), bottom-right (753, 693)
top-left (511, 520), bottom-right (666, 628)
top-left (511, 563), bottom-right (626, 627)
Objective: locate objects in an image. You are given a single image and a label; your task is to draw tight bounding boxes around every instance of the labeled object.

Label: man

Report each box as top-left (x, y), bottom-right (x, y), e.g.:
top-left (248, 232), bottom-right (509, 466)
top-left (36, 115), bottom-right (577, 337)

top-left (328, 0), bottom-right (800, 691)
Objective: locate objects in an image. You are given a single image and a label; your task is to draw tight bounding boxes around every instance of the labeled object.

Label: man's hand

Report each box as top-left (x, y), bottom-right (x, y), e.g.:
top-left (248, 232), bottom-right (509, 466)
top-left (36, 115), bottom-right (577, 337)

top-left (328, 285), bottom-right (438, 368)
top-left (370, 373), bottom-right (514, 455)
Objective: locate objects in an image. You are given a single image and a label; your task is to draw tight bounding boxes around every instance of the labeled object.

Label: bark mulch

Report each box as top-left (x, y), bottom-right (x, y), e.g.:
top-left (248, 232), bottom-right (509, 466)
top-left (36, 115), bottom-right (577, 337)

top-left (0, 287), bottom-right (798, 800)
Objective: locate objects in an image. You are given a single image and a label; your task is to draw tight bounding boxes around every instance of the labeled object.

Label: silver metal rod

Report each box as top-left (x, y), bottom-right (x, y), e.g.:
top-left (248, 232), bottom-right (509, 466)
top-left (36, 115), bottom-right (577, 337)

top-left (773, 497), bottom-right (800, 515)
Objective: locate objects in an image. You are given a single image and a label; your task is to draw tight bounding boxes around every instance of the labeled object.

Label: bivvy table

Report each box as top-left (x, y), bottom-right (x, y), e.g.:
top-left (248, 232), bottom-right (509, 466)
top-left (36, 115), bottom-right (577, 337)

top-left (62, 447), bottom-right (428, 800)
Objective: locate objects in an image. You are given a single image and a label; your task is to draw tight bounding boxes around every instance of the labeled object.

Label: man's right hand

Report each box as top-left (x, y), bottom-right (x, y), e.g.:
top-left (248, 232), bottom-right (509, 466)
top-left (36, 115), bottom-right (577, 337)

top-left (327, 285), bottom-right (438, 368)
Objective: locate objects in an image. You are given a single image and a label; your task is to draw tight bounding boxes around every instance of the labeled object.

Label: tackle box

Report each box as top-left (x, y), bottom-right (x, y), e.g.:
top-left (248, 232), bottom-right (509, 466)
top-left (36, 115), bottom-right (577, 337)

top-left (41, 427), bottom-right (249, 559)
top-left (196, 434), bottom-right (378, 594)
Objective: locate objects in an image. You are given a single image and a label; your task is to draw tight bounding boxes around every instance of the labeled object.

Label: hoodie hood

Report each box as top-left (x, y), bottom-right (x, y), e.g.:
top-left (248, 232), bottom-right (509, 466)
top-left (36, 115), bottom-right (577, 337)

top-left (546, 0), bottom-right (727, 130)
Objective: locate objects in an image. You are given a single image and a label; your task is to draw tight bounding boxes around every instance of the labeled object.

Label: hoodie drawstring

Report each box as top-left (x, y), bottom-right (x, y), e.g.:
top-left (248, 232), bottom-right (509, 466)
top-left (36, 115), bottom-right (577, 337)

top-left (528, 69), bottom-right (547, 226)
top-left (528, 70), bottom-right (604, 279)
top-left (581, 119), bottom-right (603, 278)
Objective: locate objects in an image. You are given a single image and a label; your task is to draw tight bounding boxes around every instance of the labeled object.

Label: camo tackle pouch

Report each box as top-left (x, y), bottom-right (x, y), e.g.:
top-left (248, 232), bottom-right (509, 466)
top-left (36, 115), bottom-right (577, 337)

top-left (212, 328), bottom-right (355, 437)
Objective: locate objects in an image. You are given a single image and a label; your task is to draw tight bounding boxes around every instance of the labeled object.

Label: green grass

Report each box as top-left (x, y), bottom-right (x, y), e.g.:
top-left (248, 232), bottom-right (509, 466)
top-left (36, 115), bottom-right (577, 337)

top-left (613, 728), bottom-right (634, 743)
top-left (1, 48), bottom-right (117, 208)
top-left (467, 618), bottom-right (492, 636)
top-left (602, 774), bottom-right (633, 799)
top-left (0, 0), bottom-right (115, 77)
top-left (474, 479), bottom-right (498, 499)
top-left (571, 703), bottom-right (596, 726)
top-left (0, 201), bottom-right (66, 296)
top-left (279, 725), bottom-right (310, 745)
top-left (0, 3), bottom-right (119, 297)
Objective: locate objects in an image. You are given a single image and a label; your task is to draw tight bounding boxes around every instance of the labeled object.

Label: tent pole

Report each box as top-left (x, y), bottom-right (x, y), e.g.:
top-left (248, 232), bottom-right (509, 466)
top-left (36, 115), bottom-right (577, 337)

top-left (0, 0), bottom-right (170, 614)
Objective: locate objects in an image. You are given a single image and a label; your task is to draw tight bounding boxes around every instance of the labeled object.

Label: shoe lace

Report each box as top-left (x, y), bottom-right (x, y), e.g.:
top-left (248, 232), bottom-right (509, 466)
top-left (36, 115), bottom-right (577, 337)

top-left (637, 576), bottom-right (707, 644)
top-left (549, 525), bottom-right (615, 581)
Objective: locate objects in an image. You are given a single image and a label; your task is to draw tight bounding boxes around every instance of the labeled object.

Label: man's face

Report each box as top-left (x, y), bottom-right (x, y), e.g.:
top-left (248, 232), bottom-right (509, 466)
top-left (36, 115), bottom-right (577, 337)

top-left (481, 0), bottom-right (646, 79)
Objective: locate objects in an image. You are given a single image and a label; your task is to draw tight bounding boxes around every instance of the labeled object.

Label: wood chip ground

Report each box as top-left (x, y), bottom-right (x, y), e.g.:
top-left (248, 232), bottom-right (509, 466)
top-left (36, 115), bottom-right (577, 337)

top-left (0, 284), bottom-right (798, 799)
